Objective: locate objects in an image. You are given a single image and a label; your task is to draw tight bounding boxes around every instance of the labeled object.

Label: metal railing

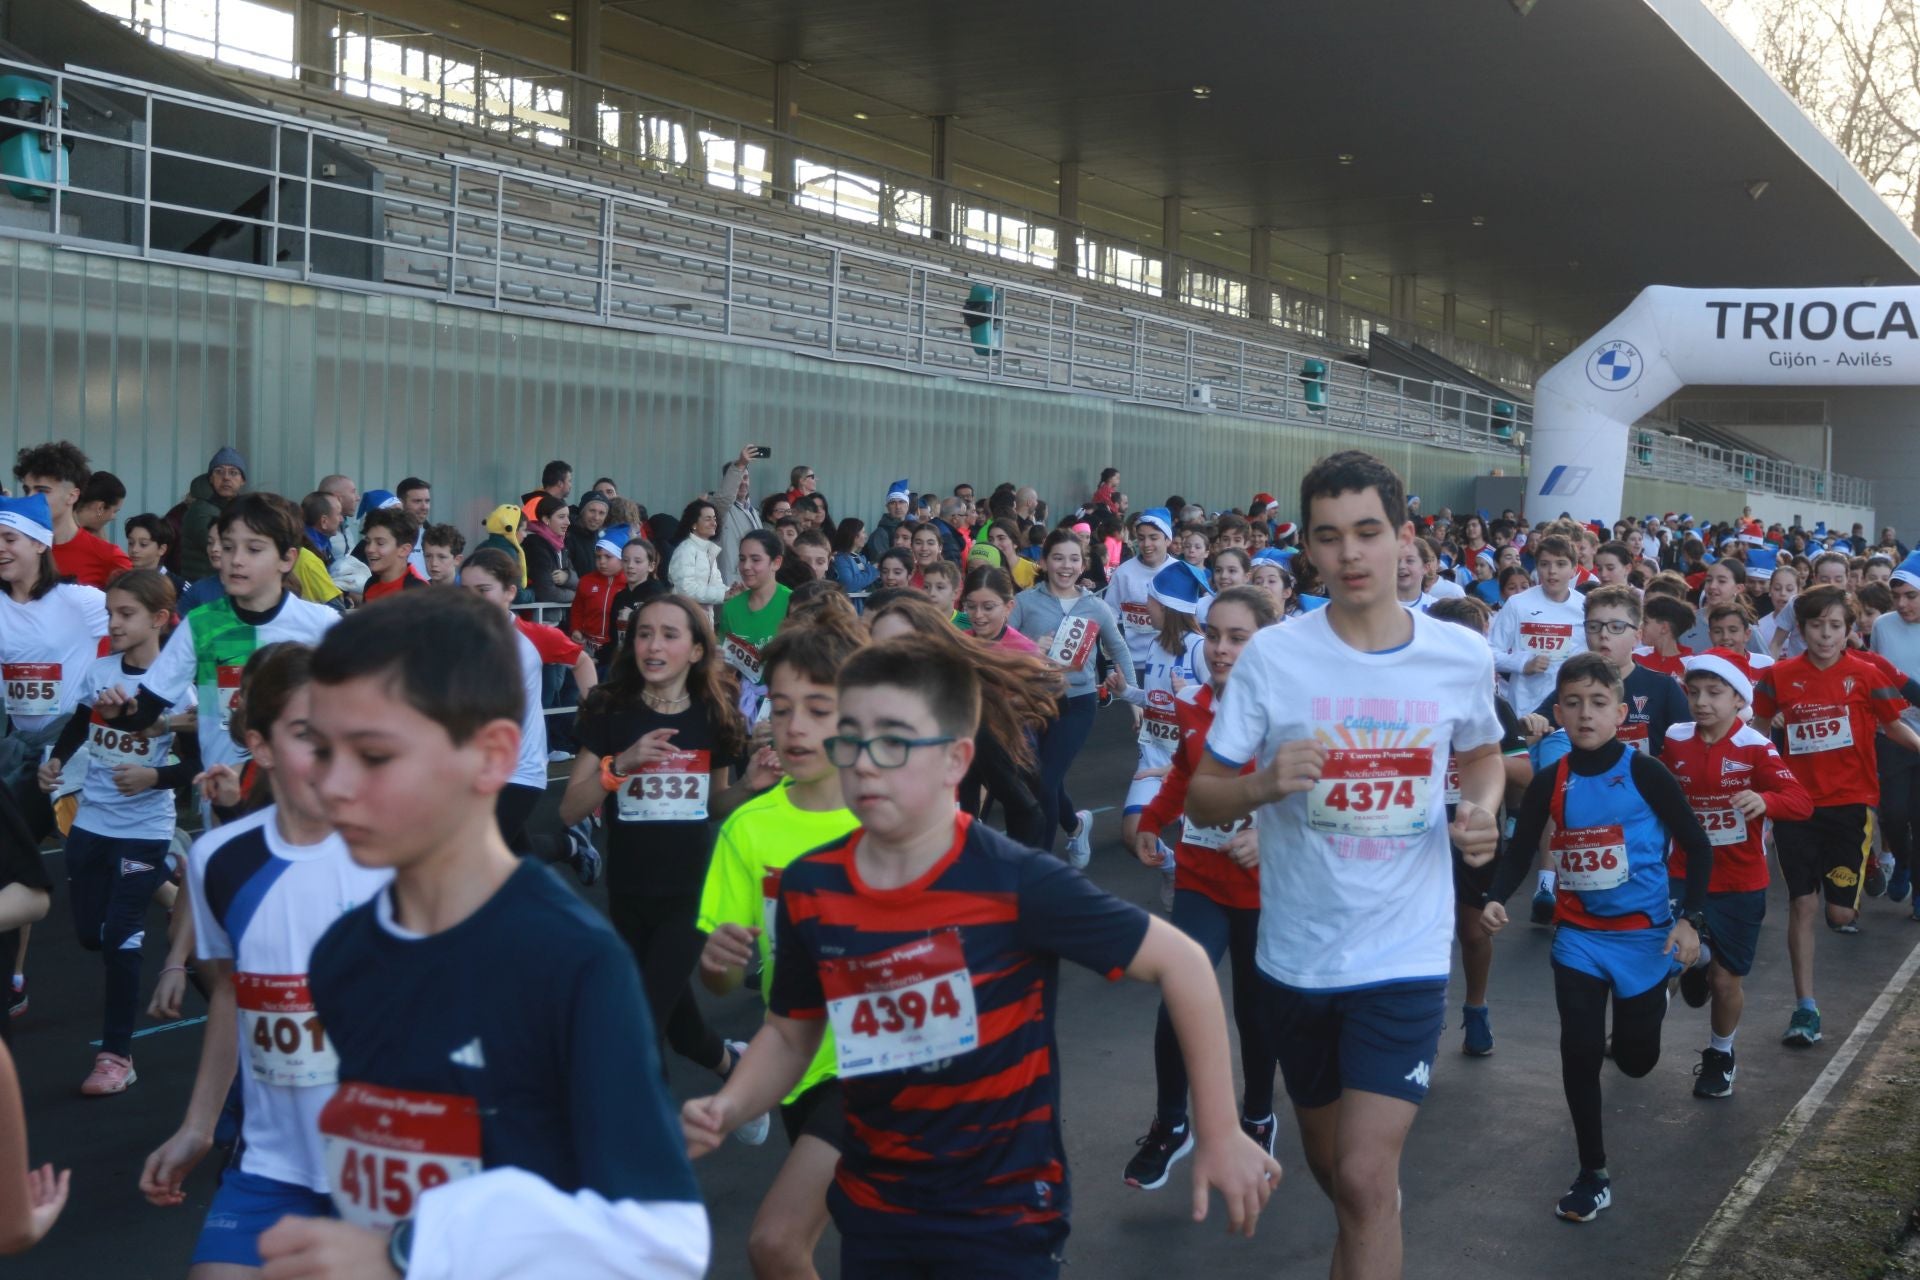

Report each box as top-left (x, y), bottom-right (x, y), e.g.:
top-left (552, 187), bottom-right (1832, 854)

top-left (0, 58), bottom-right (1872, 506)
top-left (1627, 427), bottom-right (1871, 508)
top-left (79, 0), bottom-right (1546, 391)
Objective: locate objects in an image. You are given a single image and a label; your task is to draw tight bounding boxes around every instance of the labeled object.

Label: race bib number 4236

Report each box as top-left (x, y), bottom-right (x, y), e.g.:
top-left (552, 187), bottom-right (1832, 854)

top-left (1307, 747), bottom-right (1435, 838)
top-left (821, 930), bottom-right (978, 1078)
top-left (320, 1082), bottom-right (482, 1229)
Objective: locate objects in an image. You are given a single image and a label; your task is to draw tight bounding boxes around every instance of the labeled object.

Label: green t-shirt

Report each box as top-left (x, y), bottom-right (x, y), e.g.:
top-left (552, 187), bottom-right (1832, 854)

top-left (697, 778), bottom-right (857, 1103)
top-left (716, 584), bottom-right (791, 686)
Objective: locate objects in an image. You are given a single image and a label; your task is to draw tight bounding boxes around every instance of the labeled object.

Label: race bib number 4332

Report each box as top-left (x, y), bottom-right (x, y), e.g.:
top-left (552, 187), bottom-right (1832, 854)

top-left (615, 749), bottom-right (711, 822)
top-left (1307, 747), bottom-right (1435, 838)
top-left (320, 1082), bottom-right (482, 1229)
top-left (820, 931), bottom-right (978, 1078)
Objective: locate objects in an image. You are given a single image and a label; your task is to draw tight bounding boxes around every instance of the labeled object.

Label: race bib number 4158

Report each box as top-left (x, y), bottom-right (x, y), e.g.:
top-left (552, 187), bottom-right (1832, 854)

top-left (1307, 747), bottom-right (1435, 839)
top-left (821, 930), bottom-right (978, 1078)
top-left (320, 1082), bottom-right (482, 1229)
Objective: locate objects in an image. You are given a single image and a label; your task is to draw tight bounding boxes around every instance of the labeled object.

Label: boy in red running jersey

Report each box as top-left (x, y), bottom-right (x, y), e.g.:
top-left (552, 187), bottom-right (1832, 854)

top-left (569, 525), bottom-right (628, 654)
top-left (682, 635), bottom-right (1279, 1280)
top-left (1662, 651), bottom-right (1811, 1099)
top-left (13, 441), bottom-right (130, 588)
top-left (1750, 585), bottom-right (1920, 1048)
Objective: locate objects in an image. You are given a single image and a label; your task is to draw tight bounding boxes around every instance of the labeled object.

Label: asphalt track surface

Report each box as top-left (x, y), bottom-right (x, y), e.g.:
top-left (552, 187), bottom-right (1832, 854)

top-left (9, 708), bottom-right (1920, 1279)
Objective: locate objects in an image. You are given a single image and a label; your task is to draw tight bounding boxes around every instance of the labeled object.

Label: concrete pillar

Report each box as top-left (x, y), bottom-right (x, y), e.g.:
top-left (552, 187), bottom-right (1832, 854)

top-left (772, 61), bottom-right (799, 201)
top-left (1057, 160), bottom-right (1080, 274)
top-left (1390, 273), bottom-right (1416, 323)
top-left (1442, 291), bottom-right (1457, 336)
top-left (1325, 252), bottom-right (1344, 340)
top-left (1248, 227), bottom-right (1272, 322)
top-left (1531, 322), bottom-right (1544, 361)
top-left (566, 0), bottom-right (603, 152)
top-left (930, 114), bottom-right (953, 241)
top-left (1161, 195), bottom-right (1182, 300)
top-left (294, 0), bottom-right (335, 91)
top-left (1489, 308), bottom-right (1505, 347)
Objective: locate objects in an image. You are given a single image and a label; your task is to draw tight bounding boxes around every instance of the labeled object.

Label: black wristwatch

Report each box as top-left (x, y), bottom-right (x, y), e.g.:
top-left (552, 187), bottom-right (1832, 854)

top-left (388, 1218), bottom-right (414, 1276)
top-left (1682, 909), bottom-right (1708, 935)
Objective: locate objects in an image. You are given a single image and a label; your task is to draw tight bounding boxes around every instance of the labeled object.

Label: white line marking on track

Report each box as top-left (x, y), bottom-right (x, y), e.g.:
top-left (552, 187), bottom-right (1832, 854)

top-left (1669, 934), bottom-right (1920, 1278)
top-left (90, 1016), bottom-right (207, 1047)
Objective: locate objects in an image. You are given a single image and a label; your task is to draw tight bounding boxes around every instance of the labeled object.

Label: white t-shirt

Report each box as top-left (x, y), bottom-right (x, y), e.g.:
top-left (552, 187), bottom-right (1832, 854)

top-left (188, 806), bottom-right (392, 1191)
top-left (141, 593), bottom-right (340, 771)
top-left (71, 655), bottom-right (179, 842)
top-left (1428, 578), bottom-right (1465, 600)
top-left (1106, 554), bottom-right (1167, 669)
top-left (1207, 608), bottom-right (1502, 989)
top-left (0, 584), bottom-right (108, 735)
top-left (1486, 584), bottom-right (1586, 716)
top-left (1126, 630), bottom-right (1205, 768)
top-left (512, 628), bottom-right (550, 789)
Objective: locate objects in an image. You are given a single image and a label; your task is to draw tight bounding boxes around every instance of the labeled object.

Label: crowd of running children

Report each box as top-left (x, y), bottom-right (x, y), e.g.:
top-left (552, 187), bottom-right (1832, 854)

top-left (0, 435), bottom-right (1914, 1277)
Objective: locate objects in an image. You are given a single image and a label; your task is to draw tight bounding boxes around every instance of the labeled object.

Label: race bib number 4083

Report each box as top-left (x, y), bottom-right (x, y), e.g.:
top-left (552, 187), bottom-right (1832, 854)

top-left (1307, 747), bottom-right (1435, 839)
top-left (320, 1082), bottom-right (482, 1229)
top-left (820, 930), bottom-right (978, 1078)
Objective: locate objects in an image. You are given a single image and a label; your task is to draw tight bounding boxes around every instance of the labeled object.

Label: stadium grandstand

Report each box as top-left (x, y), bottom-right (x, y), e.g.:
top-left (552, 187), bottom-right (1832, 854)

top-left (0, 0), bottom-right (1910, 532)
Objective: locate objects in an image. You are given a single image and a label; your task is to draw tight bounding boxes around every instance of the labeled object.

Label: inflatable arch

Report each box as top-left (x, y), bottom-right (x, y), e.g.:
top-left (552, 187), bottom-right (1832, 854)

top-left (1528, 285), bottom-right (1919, 524)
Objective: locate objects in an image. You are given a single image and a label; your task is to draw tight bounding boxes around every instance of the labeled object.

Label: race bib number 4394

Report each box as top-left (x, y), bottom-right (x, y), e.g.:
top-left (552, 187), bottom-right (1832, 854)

top-left (320, 1082), bottom-right (482, 1229)
top-left (1307, 747), bottom-right (1435, 839)
top-left (821, 931), bottom-right (978, 1078)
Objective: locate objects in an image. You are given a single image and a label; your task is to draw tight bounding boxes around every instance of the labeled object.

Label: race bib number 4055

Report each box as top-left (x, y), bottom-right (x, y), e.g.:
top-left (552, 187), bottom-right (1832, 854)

top-left (615, 749), bottom-right (711, 822)
top-left (320, 1082), bottom-right (482, 1229)
top-left (3, 662), bottom-right (59, 717)
top-left (821, 930), bottom-right (978, 1078)
top-left (1307, 747), bottom-right (1435, 839)
top-left (234, 972), bottom-right (337, 1088)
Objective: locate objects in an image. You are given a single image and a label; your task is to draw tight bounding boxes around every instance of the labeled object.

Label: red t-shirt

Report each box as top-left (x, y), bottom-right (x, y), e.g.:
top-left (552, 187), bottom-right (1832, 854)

top-left (514, 617), bottom-right (584, 667)
top-left (361, 570), bottom-right (426, 603)
top-left (1661, 721), bottom-right (1812, 892)
top-left (1634, 647), bottom-right (1691, 679)
top-left (51, 529), bottom-right (130, 589)
top-left (1136, 684), bottom-right (1259, 910)
top-left (1752, 652), bottom-right (1907, 807)
top-left (568, 572), bottom-right (620, 648)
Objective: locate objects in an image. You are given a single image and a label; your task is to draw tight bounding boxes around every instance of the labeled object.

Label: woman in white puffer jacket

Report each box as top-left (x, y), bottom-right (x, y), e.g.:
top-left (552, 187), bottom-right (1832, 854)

top-left (668, 498), bottom-right (727, 613)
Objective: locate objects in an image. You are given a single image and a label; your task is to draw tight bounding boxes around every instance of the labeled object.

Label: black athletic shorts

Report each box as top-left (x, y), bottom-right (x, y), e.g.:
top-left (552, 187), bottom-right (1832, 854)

top-left (779, 1075), bottom-right (845, 1149)
top-left (1773, 803), bottom-right (1874, 910)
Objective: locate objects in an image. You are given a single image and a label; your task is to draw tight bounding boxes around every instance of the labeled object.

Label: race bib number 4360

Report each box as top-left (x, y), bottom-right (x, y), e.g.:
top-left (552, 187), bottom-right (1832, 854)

top-left (821, 931), bottom-right (978, 1078)
top-left (1307, 747), bottom-right (1435, 838)
top-left (320, 1082), bottom-right (482, 1229)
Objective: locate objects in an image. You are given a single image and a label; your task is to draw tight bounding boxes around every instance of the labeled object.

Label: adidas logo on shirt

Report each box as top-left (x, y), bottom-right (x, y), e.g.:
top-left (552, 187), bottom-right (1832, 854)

top-left (448, 1037), bottom-right (486, 1069)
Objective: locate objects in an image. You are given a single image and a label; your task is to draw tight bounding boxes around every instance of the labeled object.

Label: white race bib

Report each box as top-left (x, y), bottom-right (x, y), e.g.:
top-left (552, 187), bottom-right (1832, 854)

top-left (1785, 706), bottom-right (1854, 754)
top-left (3, 662), bottom-right (60, 717)
top-left (1519, 622), bottom-right (1572, 655)
top-left (822, 931), bottom-right (978, 1078)
top-left (761, 866), bottom-right (782, 955)
top-left (1182, 815), bottom-right (1252, 852)
top-left (88, 714), bottom-right (157, 770)
top-left (1120, 601), bottom-right (1154, 633)
top-left (1443, 758), bottom-right (1461, 805)
top-left (1045, 617), bottom-right (1098, 671)
top-left (233, 972), bottom-right (338, 1088)
top-left (1137, 690), bottom-right (1180, 750)
top-left (1307, 747), bottom-right (1435, 838)
top-left (321, 1082), bottom-right (482, 1229)
top-left (1552, 824), bottom-right (1630, 892)
top-left (615, 749), bottom-right (711, 822)
top-left (722, 634), bottom-right (765, 685)
top-left (1618, 720), bottom-right (1651, 754)
top-left (1696, 806), bottom-right (1748, 847)
top-left (216, 665), bottom-right (243, 731)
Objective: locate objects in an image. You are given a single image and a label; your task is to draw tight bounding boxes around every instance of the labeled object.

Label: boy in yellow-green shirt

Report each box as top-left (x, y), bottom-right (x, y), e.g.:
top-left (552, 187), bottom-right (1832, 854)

top-left (697, 620), bottom-right (863, 1279)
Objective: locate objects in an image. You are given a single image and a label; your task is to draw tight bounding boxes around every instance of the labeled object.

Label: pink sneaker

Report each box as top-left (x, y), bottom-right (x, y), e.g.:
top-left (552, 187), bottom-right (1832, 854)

top-left (80, 1052), bottom-right (136, 1096)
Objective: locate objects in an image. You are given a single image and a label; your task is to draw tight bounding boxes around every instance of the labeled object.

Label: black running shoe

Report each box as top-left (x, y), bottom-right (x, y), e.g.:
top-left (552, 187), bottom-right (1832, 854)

top-left (1239, 1114), bottom-right (1277, 1158)
top-left (1530, 886), bottom-right (1556, 926)
top-left (1556, 1169), bottom-right (1612, 1222)
top-left (1867, 863), bottom-right (1887, 899)
top-left (1122, 1119), bottom-right (1194, 1191)
top-left (1679, 956), bottom-right (1711, 1009)
top-left (1692, 1047), bottom-right (1735, 1099)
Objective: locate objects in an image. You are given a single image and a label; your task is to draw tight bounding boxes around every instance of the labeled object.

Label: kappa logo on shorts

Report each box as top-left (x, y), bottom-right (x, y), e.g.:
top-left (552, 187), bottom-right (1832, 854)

top-left (1404, 1061), bottom-right (1432, 1089)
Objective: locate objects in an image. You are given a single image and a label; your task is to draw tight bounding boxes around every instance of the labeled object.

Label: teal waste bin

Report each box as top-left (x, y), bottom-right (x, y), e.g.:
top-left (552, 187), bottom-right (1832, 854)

top-left (0, 76), bottom-right (70, 203)
top-left (1636, 431), bottom-right (1654, 466)
top-left (1299, 358), bottom-right (1327, 411)
top-left (1492, 400), bottom-right (1515, 440)
top-left (963, 283), bottom-right (1000, 355)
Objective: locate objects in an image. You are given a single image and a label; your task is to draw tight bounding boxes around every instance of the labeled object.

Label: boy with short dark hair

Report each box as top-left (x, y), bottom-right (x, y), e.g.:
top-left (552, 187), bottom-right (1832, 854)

top-left (920, 559), bottom-right (961, 620)
top-left (359, 508), bottom-right (425, 603)
top-left (684, 635), bottom-right (1278, 1279)
top-left (13, 440), bottom-right (131, 588)
top-left (261, 590), bottom-right (709, 1279)
top-left (1637, 595), bottom-right (1696, 677)
top-left (1488, 532), bottom-right (1586, 714)
top-left (1752, 584), bottom-right (1920, 1046)
top-left (697, 622), bottom-right (864, 1279)
top-left (420, 523), bottom-right (465, 587)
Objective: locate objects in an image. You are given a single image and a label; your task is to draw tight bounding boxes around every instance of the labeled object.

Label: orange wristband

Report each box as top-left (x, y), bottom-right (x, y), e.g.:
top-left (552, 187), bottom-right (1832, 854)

top-left (600, 755), bottom-right (629, 793)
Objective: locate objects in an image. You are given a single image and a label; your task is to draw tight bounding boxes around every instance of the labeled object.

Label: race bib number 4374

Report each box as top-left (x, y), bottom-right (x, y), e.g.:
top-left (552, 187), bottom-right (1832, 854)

top-left (820, 930), bottom-right (978, 1078)
top-left (1307, 747), bottom-right (1435, 839)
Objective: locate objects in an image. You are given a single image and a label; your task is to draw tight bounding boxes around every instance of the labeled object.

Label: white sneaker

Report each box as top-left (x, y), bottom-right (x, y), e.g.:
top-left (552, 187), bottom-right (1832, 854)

top-left (546, 749), bottom-right (573, 763)
top-left (724, 1039), bottom-right (771, 1145)
top-left (1066, 809), bottom-right (1094, 868)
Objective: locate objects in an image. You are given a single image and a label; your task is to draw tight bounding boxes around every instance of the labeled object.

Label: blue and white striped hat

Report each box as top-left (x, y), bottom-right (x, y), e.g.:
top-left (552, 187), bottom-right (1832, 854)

top-left (595, 523), bottom-right (633, 560)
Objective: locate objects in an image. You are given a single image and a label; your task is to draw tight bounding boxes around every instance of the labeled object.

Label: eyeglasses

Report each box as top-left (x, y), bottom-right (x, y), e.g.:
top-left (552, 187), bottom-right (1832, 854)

top-left (824, 733), bottom-right (957, 769)
top-left (1584, 619), bottom-right (1636, 635)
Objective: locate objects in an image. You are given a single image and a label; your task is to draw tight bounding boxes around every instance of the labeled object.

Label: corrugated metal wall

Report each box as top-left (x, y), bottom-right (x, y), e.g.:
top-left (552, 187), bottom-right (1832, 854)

top-left (0, 239), bottom-right (1527, 536)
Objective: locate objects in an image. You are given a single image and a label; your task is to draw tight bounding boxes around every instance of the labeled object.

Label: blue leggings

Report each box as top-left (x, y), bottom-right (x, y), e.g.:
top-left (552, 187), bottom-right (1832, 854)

top-left (1031, 694), bottom-right (1096, 855)
top-left (1155, 889), bottom-right (1275, 1124)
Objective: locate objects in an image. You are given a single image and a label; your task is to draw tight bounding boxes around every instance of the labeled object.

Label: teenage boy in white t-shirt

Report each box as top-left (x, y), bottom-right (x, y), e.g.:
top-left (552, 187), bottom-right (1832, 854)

top-left (1487, 533), bottom-right (1587, 714)
top-left (1188, 450), bottom-right (1504, 1280)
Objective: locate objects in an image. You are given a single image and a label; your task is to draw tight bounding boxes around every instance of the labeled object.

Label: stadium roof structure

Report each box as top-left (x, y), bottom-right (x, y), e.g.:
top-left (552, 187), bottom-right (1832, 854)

top-left (515, 0), bottom-right (1920, 354)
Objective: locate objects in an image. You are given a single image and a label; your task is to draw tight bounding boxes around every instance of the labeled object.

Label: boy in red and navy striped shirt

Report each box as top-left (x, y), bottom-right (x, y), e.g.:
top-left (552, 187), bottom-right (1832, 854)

top-left (681, 635), bottom-right (1279, 1278)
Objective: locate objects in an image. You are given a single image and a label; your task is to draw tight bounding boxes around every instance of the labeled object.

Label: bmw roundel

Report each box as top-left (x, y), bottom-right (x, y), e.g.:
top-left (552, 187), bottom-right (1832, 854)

top-left (1585, 339), bottom-right (1643, 391)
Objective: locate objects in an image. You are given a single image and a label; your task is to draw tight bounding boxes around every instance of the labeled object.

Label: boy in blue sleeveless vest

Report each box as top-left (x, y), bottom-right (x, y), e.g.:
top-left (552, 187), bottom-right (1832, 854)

top-left (1481, 652), bottom-right (1714, 1224)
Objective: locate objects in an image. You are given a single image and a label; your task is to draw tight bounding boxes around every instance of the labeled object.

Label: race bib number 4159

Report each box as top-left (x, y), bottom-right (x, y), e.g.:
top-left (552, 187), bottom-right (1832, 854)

top-left (1307, 747), bottom-right (1435, 839)
top-left (1785, 705), bottom-right (1854, 755)
top-left (320, 1082), bottom-right (482, 1229)
top-left (821, 930), bottom-right (978, 1078)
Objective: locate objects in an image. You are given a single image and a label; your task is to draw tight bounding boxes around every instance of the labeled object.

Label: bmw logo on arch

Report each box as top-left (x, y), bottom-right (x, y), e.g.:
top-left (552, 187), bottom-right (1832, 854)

top-left (1585, 339), bottom-right (1643, 391)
